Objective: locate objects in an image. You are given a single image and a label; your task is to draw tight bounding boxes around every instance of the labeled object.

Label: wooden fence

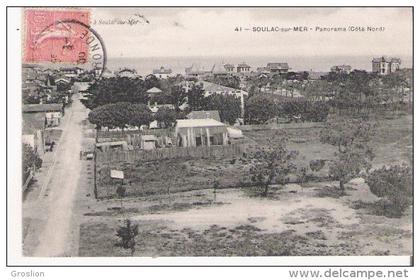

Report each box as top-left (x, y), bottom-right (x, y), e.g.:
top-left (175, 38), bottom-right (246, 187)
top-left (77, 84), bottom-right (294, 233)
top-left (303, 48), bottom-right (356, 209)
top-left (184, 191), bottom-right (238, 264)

top-left (96, 144), bottom-right (243, 163)
top-left (96, 128), bottom-right (173, 142)
top-left (239, 122), bottom-right (325, 131)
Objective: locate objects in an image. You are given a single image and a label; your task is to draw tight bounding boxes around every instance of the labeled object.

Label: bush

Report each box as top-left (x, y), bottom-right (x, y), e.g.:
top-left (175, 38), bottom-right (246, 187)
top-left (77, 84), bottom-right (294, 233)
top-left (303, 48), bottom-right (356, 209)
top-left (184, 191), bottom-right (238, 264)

top-left (116, 219), bottom-right (138, 255)
top-left (245, 94), bottom-right (278, 124)
top-left (281, 100), bottom-right (329, 122)
top-left (365, 165), bottom-right (412, 217)
top-left (22, 143), bottom-right (42, 182)
top-left (309, 159), bottom-right (325, 172)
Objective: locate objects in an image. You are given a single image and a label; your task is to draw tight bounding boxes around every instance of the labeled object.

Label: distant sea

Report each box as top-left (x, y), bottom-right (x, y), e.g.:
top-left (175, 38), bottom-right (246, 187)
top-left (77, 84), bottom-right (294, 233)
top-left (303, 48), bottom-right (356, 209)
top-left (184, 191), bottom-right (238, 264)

top-left (106, 55), bottom-right (413, 76)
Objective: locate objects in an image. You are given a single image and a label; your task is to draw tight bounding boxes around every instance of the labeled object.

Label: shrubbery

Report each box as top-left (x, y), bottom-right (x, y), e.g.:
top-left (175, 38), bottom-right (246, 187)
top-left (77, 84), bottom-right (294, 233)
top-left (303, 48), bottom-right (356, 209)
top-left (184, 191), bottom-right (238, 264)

top-left (22, 143), bottom-right (42, 182)
top-left (365, 165), bottom-right (412, 217)
top-left (245, 94), bottom-right (278, 124)
top-left (309, 159), bottom-right (325, 172)
top-left (245, 95), bottom-right (329, 124)
top-left (281, 100), bottom-right (329, 122)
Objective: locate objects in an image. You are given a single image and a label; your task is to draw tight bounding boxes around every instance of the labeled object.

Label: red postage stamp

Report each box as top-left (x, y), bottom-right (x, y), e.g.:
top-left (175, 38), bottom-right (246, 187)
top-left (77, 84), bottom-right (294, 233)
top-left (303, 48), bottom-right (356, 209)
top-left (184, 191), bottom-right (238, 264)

top-left (23, 9), bottom-right (91, 64)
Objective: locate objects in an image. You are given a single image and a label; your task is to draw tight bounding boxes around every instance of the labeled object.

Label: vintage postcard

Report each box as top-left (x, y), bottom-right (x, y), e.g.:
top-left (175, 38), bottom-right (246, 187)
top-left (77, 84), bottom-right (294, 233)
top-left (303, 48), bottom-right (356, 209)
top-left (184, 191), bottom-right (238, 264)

top-left (8, 6), bottom-right (414, 266)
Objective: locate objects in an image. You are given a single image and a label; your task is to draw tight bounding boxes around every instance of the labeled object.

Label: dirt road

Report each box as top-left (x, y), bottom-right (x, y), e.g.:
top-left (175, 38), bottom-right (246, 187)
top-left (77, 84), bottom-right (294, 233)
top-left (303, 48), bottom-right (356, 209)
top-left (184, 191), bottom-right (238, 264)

top-left (23, 95), bottom-right (89, 257)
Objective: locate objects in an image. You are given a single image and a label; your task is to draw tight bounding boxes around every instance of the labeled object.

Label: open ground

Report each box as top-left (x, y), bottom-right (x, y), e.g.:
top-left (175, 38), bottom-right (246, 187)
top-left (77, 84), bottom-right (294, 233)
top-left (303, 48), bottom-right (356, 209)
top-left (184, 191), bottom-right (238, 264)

top-left (77, 113), bottom-right (412, 257)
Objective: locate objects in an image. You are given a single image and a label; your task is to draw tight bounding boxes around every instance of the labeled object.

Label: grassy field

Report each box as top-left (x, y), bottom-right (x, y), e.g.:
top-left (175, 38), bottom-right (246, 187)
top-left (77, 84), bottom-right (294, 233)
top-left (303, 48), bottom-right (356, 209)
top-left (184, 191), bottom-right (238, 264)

top-left (80, 115), bottom-right (412, 257)
top-left (244, 114), bottom-right (413, 169)
top-left (96, 157), bottom-right (252, 198)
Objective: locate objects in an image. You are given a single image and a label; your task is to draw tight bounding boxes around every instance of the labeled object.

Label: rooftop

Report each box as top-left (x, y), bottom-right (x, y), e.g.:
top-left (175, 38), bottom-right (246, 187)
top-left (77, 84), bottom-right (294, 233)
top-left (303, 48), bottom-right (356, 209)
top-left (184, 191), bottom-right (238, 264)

top-left (153, 66), bottom-right (172, 74)
top-left (118, 68), bottom-right (137, 73)
top-left (199, 81), bottom-right (242, 93)
top-left (237, 63), bottom-right (251, 68)
top-left (212, 64), bottom-right (227, 74)
top-left (187, 110), bottom-right (221, 122)
top-left (372, 56), bottom-right (401, 63)
top-left (22, 112), bottom-right (45, 134)
top-left (267, 62), bottom-right (289, 70)
top-left (176, 118), bottom-right (226, 128)
top-left (146, 87), bottom-right (163, 94)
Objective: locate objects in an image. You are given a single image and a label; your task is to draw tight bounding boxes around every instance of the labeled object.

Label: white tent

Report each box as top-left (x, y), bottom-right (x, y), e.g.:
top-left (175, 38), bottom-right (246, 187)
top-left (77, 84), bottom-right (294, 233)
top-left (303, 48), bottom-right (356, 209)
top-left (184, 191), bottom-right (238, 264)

top-left (227, 127), bottom-right (243, 139)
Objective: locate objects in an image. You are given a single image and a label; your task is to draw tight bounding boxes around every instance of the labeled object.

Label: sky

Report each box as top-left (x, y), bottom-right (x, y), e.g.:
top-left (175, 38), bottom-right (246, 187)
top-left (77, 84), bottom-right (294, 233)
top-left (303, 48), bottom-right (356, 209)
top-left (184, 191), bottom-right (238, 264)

top-left (90, 7), bottom-right (413, 59)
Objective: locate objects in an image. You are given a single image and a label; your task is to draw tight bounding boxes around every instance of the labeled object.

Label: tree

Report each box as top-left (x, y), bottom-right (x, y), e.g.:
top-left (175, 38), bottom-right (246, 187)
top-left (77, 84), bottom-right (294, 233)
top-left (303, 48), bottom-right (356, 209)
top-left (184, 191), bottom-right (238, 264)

top-left (83, 77), bottom-right (148, 109)
top-left (204, 94), bottom-right (241, 125)
top-left (186, 84), bottom-right (207, 111)
top-left (365, 165), bottom-right (412, 217)
top-left (22, 144), bottom-right (42, 182)
top-left (88, 102), bottom-right (152, 130)
top-left (245, 94), bottom-right (278, 124)
top-left (249, 133), bottom-right (297, 196)
top-left (128, 103), bottom-right (153, 128)
top-left (116, 219), bottom-right (138, 255)
top-left (155, 107), bottom-right (177, 128)
top-left (303, 80), bottom-right (331, 101)
top-left (144, 74), bottom-right (160, 90)
top-left (281, 100), bottom-right (329, 122)
top-left (88, 102), bottom-right (133, 130)
top-left (320, 120), bottom-right (376, 192)
top-left (309, 159), bottom-right (325, 172)
top-left (382, 71), bottom-right (409, 113)
top-left (170, 85), bottom-right (188, 110)
top-left (205, 75), bottom-right (241, 89)
top-left (116, 185), bottom-right (126, 209)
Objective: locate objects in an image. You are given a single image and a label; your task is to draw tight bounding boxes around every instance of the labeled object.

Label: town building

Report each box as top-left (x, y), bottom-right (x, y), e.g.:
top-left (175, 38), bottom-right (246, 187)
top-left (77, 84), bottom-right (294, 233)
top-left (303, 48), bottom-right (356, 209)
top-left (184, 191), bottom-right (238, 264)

top-left (22, 112), bottom-right (46, 156)
top-left (185, 64), bottom-right (212, 79)
top-left (266, 62), bottom-right (289, 74)
top-left (175, 119), bottom-right (229, 147)
top-left (236, 63), bottom-right (251, 73)
top-left (256, 67), bottom-right (271, 75)
top-left (224, 64), bottom-right (235, 73)
top-left (23, 103), bottom-right (64, 127)
top-left (211, 63), bottom-right (229, 77)
top-left (54, 77), bottom-right (71, 88)
top-left (372, 56), bottom-right (401, 75)
top-left (330, 65), bottom-right (352, 74)
top-left (116, 68), bottom-right (138, 78)
top-left (59, 67), bottom-right (84, 78)
top-left (187, 110), bottom-right (221, 122)
top-left (153, 66), bottom-right (173, 79)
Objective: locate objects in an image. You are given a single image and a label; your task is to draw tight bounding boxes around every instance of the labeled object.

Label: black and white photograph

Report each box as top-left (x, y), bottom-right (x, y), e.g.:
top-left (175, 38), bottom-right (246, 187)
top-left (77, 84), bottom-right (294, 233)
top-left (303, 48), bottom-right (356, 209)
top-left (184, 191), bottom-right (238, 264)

top-left (4, 3), bottom-right (417, 274)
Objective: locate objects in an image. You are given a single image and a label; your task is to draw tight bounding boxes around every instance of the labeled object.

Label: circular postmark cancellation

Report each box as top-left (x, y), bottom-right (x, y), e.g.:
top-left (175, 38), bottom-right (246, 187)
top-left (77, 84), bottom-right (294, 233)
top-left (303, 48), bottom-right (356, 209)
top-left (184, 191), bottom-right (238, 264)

top-left (24, 9), bottom-right (107, 78)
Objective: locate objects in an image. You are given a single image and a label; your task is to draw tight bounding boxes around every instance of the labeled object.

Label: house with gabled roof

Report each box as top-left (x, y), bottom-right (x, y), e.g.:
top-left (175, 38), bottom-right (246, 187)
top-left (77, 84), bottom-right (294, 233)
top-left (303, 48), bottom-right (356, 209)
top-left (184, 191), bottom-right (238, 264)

top-left (23, 103), bottom-right (64, 127)
top-left (175, 119), bottom-right (229, 147)
top-left (237, 62), bottom-right (251, 73)
top-left (187, 110), bottom-right (221, 122)
top-left (372, 56), bottom-right (401, 75)
top-left (153, 66), bottom-right (173, 79)
top-left (267, 62), bottom-right (289, 74)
